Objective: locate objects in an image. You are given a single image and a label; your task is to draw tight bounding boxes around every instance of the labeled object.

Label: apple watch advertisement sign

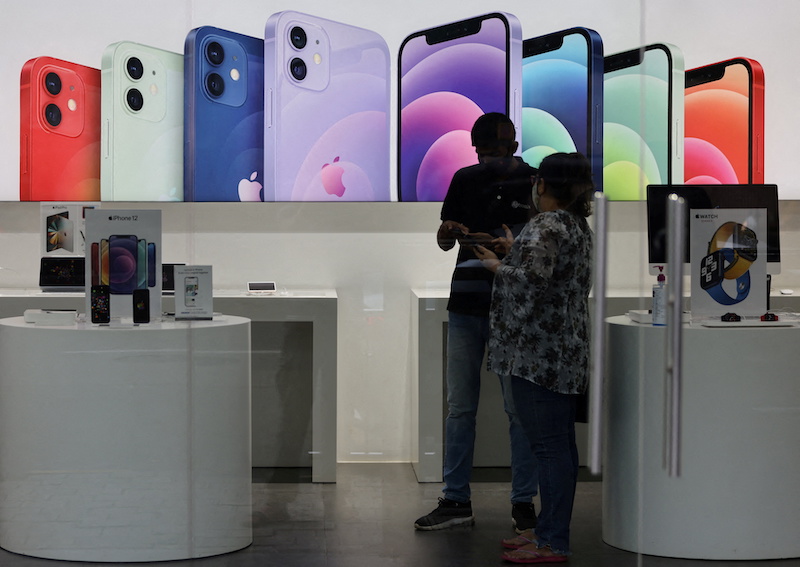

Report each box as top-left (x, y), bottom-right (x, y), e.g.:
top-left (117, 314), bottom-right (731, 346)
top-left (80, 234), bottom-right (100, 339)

top-left (690, 208), bottom-right (766, 319)
top-left (84, 209), bottom-right (162, 323)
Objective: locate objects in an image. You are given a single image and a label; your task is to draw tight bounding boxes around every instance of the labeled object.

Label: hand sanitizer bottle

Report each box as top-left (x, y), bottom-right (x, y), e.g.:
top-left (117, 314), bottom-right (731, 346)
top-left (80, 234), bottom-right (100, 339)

top-left (652, 273), bottom-right (666, 326)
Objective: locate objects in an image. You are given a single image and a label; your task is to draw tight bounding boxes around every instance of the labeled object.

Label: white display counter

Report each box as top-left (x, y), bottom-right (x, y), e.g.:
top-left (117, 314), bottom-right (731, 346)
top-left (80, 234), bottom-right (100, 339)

top-left (603, 315), bottom-right (800, 560)
top-left (0, 289), bottom-right (338, 483)
top-left (0, 315), bottom-right (252, 562)
top-left (411, 289), bottom-right (599, 482)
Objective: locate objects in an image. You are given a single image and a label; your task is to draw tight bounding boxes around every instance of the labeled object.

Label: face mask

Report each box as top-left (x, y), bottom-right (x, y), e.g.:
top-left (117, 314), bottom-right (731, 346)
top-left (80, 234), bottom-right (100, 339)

top-left (531, 185), bottom-right (542, 212)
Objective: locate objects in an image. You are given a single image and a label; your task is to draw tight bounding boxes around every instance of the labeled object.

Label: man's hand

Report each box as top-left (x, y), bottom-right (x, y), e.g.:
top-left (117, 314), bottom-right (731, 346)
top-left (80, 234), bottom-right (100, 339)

top-left (437, 220), bottom-right (469, 251)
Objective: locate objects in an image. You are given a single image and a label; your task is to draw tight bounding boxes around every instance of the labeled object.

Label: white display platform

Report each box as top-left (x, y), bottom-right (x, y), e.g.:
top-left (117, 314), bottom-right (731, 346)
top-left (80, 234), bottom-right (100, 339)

top-left (0, 315), bottom-right (252, 562)
top-left (411, 289), bottom-right (591, 482)
top-left (0, 289), bottom-right (338, 483)
top-left (603, 315), bottom-right (800, 560)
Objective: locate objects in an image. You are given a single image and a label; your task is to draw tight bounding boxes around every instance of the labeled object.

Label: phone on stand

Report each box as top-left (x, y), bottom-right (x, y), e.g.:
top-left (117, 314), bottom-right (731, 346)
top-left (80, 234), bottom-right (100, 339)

top-left (185, 26), bottom-right (264, 201)
top-left (685, 57), bottom-right (764, 184)
top-left (20, 57), bottom-right (101, 201)
top-left (265, 11), bottom-right (390, 202)
top-left (603, 43), bottom-right (685, 200)
top-left (184, 276), bottom-right (199, 306)
top-left (91, 285), bottom-right (111, 324)
top-left (101, 41), bottom-right (183, 201)
top-left (100, 238), bottom-right (109, 285)
top-left (133, 288), bottom-right (150, 323)
top-left (521, 27), bottom-right (603, 187)
top-left (398, 12), bottom-right (522, 202)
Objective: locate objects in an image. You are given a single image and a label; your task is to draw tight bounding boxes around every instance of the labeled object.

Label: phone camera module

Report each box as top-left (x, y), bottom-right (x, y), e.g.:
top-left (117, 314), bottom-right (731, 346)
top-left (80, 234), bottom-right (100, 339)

top-left (290, 58), bottom-right (307, 81)
top-left (290, 26), bottom-right (307, 49)
top-left (126, 88), bottom-right (144, 111)
top-left (44, 103), bottom-right (62, 127)
top-left (206, 41), bottom-right (225, 65)
top-left (126, 57), bottom-right (144, 80)
top-left (206, 72), bottom-right (225, 97)
top-left (44, 72), bottom-right (62, 95)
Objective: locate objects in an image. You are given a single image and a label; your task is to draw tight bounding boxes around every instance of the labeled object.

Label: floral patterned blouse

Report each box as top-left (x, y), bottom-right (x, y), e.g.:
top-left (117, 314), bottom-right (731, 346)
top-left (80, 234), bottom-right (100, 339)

top-left (487, 209), bottom-right (593, 395)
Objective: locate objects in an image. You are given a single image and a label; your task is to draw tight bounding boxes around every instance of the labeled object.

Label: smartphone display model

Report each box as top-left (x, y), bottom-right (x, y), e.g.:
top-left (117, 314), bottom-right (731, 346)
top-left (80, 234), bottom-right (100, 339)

top-left (90, 241), bottom-right (100, 285)
top-left (685, 58), bottom-right (764, 184)
top-left (398, 12), bottom-right (522, 202)
top-left (90, 284), bottom-right (111, 324)
top-left (132, 288), bottom-right (150, 323)
top-left (147, 242), bottom-right (157, 287)
top-left (108, 234), bottom-right (138, 294)
top-left (184, 276), bottom-right (199, 306)
top-left (100, 238), bottom-right (109, 285)
top-left (20, 57), bottom-right (101, 201)
top-left (46, 212), bottom-right (74, 252)
top-left (521, 27), bottom-right (603, 187)
top-left (101, 41), bottom-right (183, 201)
top-left (603, 43), bottom-right (684, 200)
top-left (185, 26), bottom-right (264, 201)
top-left (137, 238), bottom-right (148, 289)
top-left (265, 11), bottom-right (390, 202)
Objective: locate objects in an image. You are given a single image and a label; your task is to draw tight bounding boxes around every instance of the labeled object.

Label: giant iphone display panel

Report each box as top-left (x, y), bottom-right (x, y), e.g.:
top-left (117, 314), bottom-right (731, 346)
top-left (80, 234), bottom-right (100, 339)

top-left (685, 57), bottom-right (765, 185)
top-left (521, 27), bottom-right (603, 186)
top-left (398, 12), bottom-right (522, 202)
top-left (265, 11), bottom-right (390, 202)
top-left (604, 44), bottom-right (684, 200)
top-left (185, 27), bottom-right (264, 202)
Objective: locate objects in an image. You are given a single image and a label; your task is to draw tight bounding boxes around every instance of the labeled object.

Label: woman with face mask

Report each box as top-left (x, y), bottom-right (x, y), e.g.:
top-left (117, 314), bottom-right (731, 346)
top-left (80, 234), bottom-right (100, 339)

top-left (474, 152), bottom-right (594, 563)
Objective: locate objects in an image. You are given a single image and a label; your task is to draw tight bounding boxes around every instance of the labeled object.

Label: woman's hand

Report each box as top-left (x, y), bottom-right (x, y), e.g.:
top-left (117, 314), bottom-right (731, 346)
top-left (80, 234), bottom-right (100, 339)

top-left (474, 245), bottom-right (501, 273)
top-left (490, 224), bottom-right (515, 254)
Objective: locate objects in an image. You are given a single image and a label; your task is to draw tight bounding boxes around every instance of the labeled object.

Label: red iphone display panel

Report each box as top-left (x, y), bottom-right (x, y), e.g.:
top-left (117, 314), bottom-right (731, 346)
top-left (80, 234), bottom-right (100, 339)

top-left (20, 57), bottom-right (101, 201)
top-left (685, 58), bottom-right (764, 184)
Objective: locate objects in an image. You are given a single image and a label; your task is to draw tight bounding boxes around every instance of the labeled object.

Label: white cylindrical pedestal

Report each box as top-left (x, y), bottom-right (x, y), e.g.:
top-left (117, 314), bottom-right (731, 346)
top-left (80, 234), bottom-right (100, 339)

top-left (0, 315), bottom-right (252, 562)
top-left (603, 315), bottom-right (800, 560)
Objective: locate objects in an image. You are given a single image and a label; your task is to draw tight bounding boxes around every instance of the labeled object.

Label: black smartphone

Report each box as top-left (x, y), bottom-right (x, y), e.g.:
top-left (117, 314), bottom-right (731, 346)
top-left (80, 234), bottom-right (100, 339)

top-left (90, 285), bottom-right (110, 324)
top-left (133, 288), bottom-right (150, 324)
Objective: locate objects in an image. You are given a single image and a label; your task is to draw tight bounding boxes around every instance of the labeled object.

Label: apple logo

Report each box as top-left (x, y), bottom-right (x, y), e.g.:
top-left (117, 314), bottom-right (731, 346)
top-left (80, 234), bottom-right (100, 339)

top-left (238, 171), bottom-right (263, 202)
top-left (321, 157), bottom-right (346, 198)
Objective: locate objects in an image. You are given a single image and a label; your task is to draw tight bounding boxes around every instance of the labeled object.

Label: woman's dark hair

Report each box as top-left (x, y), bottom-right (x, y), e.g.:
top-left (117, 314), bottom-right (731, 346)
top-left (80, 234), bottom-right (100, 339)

top-left (538, 152), bottom-right (594, 218)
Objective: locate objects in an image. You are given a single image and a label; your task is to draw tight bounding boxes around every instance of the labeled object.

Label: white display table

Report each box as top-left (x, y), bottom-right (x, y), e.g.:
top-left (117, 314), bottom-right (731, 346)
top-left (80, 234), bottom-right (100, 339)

top-left (0, 315), bottom-right (252, 562)
top-left (603, 315), bottom-right (800, 560)
top-left (0, 289), bottom-right (338, 483)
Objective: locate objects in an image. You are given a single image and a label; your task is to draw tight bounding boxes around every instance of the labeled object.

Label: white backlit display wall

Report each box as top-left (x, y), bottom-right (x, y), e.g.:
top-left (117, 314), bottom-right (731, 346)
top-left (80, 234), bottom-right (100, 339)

top-left (2, 0), bottom-right (800, 201)
top-left (2, 0), bottom-right (800, 465)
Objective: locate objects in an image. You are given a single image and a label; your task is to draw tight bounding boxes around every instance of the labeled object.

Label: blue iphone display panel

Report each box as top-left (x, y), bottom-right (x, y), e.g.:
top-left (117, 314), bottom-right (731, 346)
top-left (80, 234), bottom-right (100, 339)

top-left (521, 27), bottom-right (603, 188)
top-left (185, 26), bottom-right (264, 201)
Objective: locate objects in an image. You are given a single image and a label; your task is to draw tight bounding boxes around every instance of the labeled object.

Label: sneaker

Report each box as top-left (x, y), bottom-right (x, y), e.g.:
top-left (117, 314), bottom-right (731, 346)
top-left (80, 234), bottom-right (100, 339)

top-left (512, 501), bottom-right (537, 533)
top-left (414, 497), bottom-right (475, 530)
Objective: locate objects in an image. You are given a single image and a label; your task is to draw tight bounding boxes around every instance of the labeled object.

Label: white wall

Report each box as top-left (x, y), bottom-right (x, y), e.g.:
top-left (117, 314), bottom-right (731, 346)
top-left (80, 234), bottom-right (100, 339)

top-left (3, 200), bottom-right (800, 463)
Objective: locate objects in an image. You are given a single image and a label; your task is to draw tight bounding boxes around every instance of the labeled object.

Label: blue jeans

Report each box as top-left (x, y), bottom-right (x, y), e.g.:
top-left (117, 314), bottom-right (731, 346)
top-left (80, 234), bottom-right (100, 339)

top-left (510, 377), bottom-right (578, 555)
top-left (442, 312), bottom-right (538, 504)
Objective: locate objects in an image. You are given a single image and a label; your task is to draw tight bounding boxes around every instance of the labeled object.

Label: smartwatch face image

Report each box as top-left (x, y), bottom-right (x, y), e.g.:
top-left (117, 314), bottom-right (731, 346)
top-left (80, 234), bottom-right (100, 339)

top-left (700, 250), bottom-right (725, 290)
top-left (733, 225), bottom-right (758, 263)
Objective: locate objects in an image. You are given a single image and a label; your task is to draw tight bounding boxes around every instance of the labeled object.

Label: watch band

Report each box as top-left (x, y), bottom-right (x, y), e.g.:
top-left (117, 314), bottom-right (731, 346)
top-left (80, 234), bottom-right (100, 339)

top-left (700, 247), bottom-right (751, 306)
top-left (707, 221), bottom-right (758, 280)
